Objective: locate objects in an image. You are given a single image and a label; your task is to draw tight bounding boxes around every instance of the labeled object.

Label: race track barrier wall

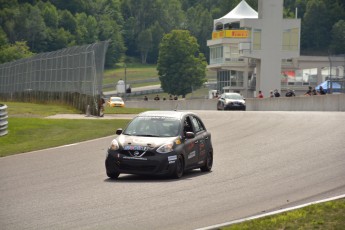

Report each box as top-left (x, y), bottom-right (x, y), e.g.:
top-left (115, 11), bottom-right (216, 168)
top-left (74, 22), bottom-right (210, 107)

top-left (123, 94), bottom-right (345, 112)
top-left (0, 104), bottom-right (8, 136)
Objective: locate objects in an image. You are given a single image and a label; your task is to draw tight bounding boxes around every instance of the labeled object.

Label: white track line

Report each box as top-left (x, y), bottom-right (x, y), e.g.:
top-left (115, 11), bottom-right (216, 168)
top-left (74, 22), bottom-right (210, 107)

top-left (195, 194), bottom-right (345, 230)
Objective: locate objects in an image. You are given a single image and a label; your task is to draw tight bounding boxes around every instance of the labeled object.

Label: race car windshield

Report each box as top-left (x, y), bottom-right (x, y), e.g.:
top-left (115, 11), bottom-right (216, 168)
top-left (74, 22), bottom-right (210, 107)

top-left (225, 94), bottom-right (243, 100)
top-left (123, 117), bottom-right (180, 137)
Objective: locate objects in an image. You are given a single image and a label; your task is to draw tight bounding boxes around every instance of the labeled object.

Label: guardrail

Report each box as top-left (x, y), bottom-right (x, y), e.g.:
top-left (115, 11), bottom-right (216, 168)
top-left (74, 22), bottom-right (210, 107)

top-left (0, 104), bottom-right (8, 136)
top-left (105, 88), bottom-right (164, 98)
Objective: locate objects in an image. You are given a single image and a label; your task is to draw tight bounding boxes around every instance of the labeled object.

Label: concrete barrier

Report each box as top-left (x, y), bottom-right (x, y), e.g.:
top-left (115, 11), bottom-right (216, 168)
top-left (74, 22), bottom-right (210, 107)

top-left (124, 94), bottom-right (345, 112)
top-left (0, 104), bottom-right (8, 136)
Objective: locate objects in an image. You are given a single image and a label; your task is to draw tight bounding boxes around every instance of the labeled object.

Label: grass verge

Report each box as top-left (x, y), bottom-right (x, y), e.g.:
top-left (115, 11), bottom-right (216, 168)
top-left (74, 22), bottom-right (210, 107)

top-left (0, 118), bottom-right (129, 157)
top-left (0, 102), bottom-right (143, 157)
top-left (221, 198), bottom-right (345, 230)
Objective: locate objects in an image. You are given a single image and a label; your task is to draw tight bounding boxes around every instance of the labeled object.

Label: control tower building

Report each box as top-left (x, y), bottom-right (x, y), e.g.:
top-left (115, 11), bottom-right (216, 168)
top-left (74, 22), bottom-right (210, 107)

top-left (207, 0), bottom-right (301, 97)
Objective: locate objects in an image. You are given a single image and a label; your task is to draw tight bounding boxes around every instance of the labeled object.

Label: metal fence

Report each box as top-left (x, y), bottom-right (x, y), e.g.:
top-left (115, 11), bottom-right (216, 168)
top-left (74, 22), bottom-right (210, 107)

top-left (0, 41), bottom-right (109, 116)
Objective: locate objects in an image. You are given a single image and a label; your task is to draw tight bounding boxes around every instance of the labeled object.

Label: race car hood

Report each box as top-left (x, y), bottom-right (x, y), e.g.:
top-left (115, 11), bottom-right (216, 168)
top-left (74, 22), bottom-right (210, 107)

top-left (117, 135), bottom-right (177, 149)
top-left (225, 99), bottom-right (245, 104)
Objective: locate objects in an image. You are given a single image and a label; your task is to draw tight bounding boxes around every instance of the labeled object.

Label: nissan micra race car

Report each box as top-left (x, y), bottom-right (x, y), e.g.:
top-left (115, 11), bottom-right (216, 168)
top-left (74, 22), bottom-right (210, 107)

top-left (105, 111), bottom-right (213, 179)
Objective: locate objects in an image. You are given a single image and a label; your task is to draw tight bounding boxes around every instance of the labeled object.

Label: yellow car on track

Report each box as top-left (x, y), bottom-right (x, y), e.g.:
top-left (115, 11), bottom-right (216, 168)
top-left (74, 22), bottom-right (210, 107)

top-left (107, 97), bottom-right (125, 107)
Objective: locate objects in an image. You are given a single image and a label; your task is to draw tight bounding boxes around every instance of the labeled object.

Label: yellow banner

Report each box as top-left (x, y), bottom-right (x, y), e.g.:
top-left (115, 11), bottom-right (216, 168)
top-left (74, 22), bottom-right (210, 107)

top-left (212, 30), bottom-right (249, 39)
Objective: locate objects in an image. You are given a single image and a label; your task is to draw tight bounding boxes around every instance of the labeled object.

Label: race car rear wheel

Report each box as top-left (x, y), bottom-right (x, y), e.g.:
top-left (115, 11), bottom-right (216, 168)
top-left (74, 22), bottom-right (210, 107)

top-left (200, 151), bottom-right (213, 172)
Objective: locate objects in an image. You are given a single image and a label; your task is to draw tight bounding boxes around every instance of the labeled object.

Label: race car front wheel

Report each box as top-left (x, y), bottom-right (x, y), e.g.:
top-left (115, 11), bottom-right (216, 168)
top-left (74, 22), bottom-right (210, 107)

top-left (172, 154), bottom-right (184, 179)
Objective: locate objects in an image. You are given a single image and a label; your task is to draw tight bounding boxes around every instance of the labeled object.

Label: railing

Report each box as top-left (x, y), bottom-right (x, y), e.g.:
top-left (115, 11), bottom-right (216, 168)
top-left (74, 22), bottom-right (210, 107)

top-left (0, 104), bottom-right (8, 136)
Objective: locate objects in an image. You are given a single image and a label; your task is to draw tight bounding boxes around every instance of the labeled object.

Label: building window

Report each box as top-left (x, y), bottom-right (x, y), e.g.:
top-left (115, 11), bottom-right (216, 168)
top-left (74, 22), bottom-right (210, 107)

top-left (210, 46), bottom-right (223, 64)
top-left (253, 29), bottom-right (261, 50)
top-left (217, 70), bottom-right (244, 91)
top-left (283, 28), bottom-right (299, 51)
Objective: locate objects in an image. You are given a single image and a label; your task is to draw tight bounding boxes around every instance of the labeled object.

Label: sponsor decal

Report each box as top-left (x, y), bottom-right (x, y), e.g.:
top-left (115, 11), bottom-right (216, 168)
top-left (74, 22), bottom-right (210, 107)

top-left (168, 155), bottom-right (177, 161)
top-left (124, 145), bottom-right (147, 151)
top-left (175, 139), bottom-right (181, 145)
top-left (169, 160), bottom-right (176, 164)
top-left (187, 142), bottom-right (194, 151)
top-left (188, 151), bottom-right (196, 159)
top-left (199, 140), bottom-right (206, 157)
top-left (198, 160), bottom-right (204, 165)
top-left (123, 156), bottom-right (147, 160)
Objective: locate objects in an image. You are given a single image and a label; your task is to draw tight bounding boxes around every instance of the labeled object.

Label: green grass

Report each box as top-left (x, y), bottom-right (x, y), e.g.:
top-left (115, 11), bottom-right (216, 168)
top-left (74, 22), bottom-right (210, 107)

top-left (7, 102), bottom-right (81, 117)
top-left (0, 118), bottom-right (129, 157)
top-left (103, 63), bottom-right (159, 86)
top-left (0, 102), bottom-right (145, 157)
top-left (222, 198), bottom-right (345, 230)
top-left (103, 64), bottom-right (216, 97)
top-left (103, 106), bottom-right (151, 114)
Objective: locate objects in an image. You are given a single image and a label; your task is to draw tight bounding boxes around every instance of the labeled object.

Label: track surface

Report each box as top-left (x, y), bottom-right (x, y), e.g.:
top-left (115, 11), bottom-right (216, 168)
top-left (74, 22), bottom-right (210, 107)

top-left (1, 111), bottom-right (345, 230)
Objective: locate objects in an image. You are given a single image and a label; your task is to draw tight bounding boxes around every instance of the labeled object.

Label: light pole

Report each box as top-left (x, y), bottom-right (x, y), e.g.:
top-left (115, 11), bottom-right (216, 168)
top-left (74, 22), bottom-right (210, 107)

top-left (328, 51), bottom-right (333, 94)
top-left (124, 63), bottom-right (127, 98)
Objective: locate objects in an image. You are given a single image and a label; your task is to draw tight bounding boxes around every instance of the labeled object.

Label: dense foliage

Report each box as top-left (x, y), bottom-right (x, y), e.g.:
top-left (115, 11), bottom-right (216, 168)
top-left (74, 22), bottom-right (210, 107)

top-left (157, 30), bottom-right (207, 97)
top-left (0, 0), bottom-right (344, 66)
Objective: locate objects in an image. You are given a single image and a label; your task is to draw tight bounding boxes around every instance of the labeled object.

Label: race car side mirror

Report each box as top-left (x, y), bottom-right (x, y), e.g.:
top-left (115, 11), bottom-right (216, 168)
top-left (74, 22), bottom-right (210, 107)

top-left (116, 128), bottom-right (123, 135)
top-left (185, 132), bottom-right (195, 139)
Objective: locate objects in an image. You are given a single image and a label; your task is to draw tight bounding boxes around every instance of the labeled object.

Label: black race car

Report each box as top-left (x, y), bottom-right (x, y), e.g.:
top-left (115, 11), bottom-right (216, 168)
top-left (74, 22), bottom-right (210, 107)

top-left (105, 111), bottom-right (213, 179)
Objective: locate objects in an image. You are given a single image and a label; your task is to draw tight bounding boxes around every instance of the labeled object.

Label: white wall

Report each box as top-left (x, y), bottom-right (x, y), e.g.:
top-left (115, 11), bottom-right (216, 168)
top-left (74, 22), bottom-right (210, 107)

top-left (124, 94), bottom-right (345, 112)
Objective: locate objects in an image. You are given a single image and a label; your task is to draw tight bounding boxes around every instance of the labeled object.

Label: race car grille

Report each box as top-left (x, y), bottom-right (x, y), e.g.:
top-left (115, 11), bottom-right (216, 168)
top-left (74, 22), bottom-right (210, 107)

top-left (119, 163), bottom-right (156, 172)
top-left (119, 150), bottom-right (155, 157)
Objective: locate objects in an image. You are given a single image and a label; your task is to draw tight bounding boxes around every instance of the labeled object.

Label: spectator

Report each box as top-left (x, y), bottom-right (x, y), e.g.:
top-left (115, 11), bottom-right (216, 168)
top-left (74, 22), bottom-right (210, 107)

top-left (274, 89), bottom-right (280, 97)
top-left (98, 97), bottom-right (105, 117)
top-left (174, 95), bottom-right (178, 100)
top-left (154, 95), bottom-right (160, 100)
top-left (319, 86), bottom-right (326, 95)
top-left (144, 96), bottom-right (148, 101)
top-left (257, 90), bottom-right (264, 98)
top-left (304, 86), bottom-right (313, 96)
top-left (169, 95), bottom-right (173, 100)
top-left (269, 90), bottom-right (274, 98)
top-left (312, 88), bottom-right (318, 95)
top-left (285, 89), bottom-right (296, 97)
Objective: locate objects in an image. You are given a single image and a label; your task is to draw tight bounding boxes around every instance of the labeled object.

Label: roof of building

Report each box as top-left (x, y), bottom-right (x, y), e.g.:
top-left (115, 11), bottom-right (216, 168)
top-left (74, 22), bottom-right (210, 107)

top-left (214, 0), bottom-right (258, 26)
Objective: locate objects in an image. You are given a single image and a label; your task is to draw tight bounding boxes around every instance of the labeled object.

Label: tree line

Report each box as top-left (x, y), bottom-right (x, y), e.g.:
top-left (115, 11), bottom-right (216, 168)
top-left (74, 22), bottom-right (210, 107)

top-left (0, 0), bottom-right (344, 67)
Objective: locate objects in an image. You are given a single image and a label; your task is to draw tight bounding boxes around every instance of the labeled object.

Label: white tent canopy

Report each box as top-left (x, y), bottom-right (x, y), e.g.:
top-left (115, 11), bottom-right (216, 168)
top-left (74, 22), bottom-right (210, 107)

top-left (214, 0), bottom-right (258, 29)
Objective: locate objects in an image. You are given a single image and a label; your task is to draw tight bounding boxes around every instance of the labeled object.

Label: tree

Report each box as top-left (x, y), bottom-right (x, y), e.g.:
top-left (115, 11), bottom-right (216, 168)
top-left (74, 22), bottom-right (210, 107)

top-left (329, 20), bottom-right (345, 54)
top-left (137, 29), bottom-right (152, 64)
top-left (75, 13), bottom-right (98, 44)
top-left (0, 20), bottom-right (33, 64)
top-left (301, 0), bottom-right (330, 52)
top-left (147, 21), bottom-right (164, 64)
top-left (157, 30), bottom-right (207, 98)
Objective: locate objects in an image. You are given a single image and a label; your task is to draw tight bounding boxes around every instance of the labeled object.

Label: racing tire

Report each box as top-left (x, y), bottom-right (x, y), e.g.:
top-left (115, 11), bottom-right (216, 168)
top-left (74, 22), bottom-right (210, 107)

top-left (200, 151), bottom-right (213, 172)
top-left (217, 102), bottom-right (221, 110)
top-left (172, 155), bottom-right (184, 179)
top-left (107, 171), bottom-right (120, 179)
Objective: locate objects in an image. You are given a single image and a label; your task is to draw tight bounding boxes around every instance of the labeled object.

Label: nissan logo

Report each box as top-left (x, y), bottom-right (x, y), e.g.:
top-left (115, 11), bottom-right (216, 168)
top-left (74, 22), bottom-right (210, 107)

top-left (134, 151), bottom-right (140, 156)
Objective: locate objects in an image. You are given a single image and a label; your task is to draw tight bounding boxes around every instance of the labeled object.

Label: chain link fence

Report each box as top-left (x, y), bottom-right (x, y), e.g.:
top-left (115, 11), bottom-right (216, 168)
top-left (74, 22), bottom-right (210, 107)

top-left (0, 41), bottom-right (109, 116)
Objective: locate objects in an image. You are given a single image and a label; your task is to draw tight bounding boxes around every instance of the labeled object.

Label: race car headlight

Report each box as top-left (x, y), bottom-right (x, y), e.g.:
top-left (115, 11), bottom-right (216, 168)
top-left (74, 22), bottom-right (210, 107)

top-left (109, 139), bottom-right (119, 150)
top-left (157, 142), bottom-right (174, 154)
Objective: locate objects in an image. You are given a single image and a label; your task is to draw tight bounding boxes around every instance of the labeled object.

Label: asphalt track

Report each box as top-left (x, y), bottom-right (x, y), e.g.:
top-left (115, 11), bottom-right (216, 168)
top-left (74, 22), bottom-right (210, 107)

top-left (1, 111), bottom-right (345, 230)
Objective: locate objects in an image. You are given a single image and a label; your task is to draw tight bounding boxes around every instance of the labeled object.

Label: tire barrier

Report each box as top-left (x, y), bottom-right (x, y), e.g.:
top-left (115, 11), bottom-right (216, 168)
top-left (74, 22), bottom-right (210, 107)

top-left (0, 104), bottom-right (8, 136)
